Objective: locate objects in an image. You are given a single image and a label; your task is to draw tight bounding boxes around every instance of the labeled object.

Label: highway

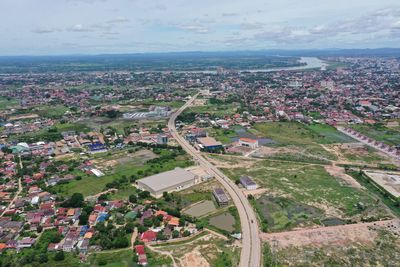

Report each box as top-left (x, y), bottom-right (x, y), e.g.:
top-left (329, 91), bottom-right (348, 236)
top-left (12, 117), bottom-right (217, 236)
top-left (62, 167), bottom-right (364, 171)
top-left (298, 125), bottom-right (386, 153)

top-left (168, 94), bottom-right (261, 267)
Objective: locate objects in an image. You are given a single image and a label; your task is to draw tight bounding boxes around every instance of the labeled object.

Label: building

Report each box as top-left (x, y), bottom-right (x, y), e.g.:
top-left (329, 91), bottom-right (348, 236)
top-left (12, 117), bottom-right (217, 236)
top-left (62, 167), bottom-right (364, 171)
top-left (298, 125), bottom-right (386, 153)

top-left (238, 138), bottom-right (259, 149)
top-left (140, 230), bottom-right (157, 242)
top-left (197, 137), bottom-right (222, 150)
top-left (213, 188), bottom-right (229, 206)
top-left (239, 176), bottom-right (258, 190)
top-left (157, 135), bottom-right (168, 145)
top-left (135, 245), bottom-right (148, 265)
top-left (90, 168), bottom-right (105, 177)
top-left (136, 168), bottom-right (197, 198)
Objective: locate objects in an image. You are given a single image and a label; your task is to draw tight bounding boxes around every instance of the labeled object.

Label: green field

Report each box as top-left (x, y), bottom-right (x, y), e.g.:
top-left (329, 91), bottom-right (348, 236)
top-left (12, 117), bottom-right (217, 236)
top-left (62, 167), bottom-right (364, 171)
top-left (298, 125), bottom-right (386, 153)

top-left (253, 122), bottom-right (351, 145)
top-left (54, 150), bottom-right (193, 197)
top-left (350, 123), bottom-right (400, 146)
top-left (341, 145), bottom-right (387, 164)
top-left (223, 159), bottom-right (392, 223)
top-left (34, 104), bottom-right (70, 118)
top-left (87, 247), bottom-right (172, 266)
top-left (251, 122), bottom-right (338, 160)
top-left (307, 124), bottom-right (355, 143)
top-left (186, 102), bottom-right (239, 117)
top-left (208, 127), bottom-right (238, 144)
top-left (0, 96), bottom-right (19, 110)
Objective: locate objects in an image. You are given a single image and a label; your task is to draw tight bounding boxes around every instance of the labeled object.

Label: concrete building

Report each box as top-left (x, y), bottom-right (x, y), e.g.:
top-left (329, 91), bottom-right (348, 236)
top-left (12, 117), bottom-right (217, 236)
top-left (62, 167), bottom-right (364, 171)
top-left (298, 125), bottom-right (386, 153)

top-left (197, 137), bottom-right (222, 150)
top-left (238, 138), bottom-right (259, 149)
top-left (239, 176), bottom-right (258, 190)
top-left (157, 135), bottom-right (168, 145)
top-left (213, 188), bottom-right (229, 206)
top-left (136, 168), bottom-right (197, 198)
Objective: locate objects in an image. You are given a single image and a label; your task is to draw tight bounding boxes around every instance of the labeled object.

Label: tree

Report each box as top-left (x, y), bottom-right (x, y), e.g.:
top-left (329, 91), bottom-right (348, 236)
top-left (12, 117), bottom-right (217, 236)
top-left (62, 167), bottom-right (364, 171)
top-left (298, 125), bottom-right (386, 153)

top-left (129, 194), bottom-right (137, 203)
top-left (39, 253), bottom-right (48, 263)
top-left (79, 211), bottom-right (89, 225)
top-left (179, 217), bottom-right (185, 227)
top-left (64, 193), bottom-right (84, 208)
top-left (156, 231), bottom-right (167, 241)
top-left (138, 191), bottom-right (150, 199)
top-left (143, 218), bottom-right (153, 227)
top-left (182, 230), bottom-right (190, 237)
top-left (54, 251), bottom-right (65, 261)
top-left (113, 236), bottom-right (129, 248)
top-left (105, 109), bottom-right (120, 119)
top-left (125, 222), bottom-right (134, 234)
top-left (98, 193), bottom-right (109, 201)
top-left (172, 230), bottom-right (179, 238)
top-left (163, 192), bottom-right (171, 201)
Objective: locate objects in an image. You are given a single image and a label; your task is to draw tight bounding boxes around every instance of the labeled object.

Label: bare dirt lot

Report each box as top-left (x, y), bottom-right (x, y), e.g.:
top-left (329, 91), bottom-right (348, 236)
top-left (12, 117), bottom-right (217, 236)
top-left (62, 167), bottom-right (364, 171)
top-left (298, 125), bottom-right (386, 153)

top-left (179, 250), bottom-right (210, 267)
top-left (323, 143), bottom-right (399, 167)
top-left (261, 219), bottom-right (400, 249)
top-left (324, 165), bottom-right (362, 189)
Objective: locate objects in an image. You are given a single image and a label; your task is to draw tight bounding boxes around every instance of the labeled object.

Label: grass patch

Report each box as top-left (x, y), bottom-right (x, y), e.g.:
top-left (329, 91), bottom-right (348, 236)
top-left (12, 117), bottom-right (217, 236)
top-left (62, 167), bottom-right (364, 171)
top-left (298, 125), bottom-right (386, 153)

top-left (87, 249), bottom-right (133, 267)
top-left (350, 123), bottom-right (400, 146)
top-left (307, 124), bottom-right (355, 143)
top-left (54, 150), bottom-right (193, 197)
top-left (0, 96), bottom-right (18, 110)
top-left (223, 159), bottom-right (391, 221)
top-left (251, 195), bottom-right (324, 232)
top-left (251, 122), bottom-right (337, 160)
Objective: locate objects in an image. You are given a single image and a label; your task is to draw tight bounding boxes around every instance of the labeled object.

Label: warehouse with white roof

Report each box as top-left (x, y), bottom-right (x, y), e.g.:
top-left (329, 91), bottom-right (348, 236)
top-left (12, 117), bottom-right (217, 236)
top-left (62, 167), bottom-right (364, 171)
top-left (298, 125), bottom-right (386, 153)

top-left (136, 167), bottom-right (197, 198)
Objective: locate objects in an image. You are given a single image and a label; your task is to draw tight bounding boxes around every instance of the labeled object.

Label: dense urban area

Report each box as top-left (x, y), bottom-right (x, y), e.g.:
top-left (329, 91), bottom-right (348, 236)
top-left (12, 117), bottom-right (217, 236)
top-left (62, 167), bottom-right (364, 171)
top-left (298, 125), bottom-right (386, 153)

top-left (0, 53), bottom-right (399, 267)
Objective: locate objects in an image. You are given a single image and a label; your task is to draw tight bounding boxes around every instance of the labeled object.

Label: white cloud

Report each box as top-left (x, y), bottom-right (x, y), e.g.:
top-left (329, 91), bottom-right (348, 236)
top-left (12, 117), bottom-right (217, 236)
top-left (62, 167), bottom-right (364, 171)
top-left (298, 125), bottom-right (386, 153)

top-left (178, 24), bottom-right (209, 34)
top-left (67, 24), bottom-right (93, 32)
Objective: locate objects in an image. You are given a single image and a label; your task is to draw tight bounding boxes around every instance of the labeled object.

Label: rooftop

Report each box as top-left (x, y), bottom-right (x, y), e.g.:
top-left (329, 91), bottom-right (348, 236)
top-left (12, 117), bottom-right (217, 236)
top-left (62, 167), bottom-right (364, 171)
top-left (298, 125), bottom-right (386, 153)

top-left (137, 167), bottom-right (195, 192)
top-left (240, 176), bottom-right (257, 186)
top-left (197, 137), bottom-right (222, 147)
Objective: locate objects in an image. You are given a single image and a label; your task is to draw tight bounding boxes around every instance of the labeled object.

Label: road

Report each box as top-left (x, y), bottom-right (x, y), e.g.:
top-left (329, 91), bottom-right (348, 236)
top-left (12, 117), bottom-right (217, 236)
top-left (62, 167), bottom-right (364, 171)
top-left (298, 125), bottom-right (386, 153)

top-left (168, 94), bottom-right (261, 267)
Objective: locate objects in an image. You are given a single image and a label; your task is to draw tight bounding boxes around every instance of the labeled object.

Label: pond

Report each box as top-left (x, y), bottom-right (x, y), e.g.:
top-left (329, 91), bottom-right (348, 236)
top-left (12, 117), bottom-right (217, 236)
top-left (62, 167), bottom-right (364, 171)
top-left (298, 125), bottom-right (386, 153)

top-left (209, 212), bottom-right (235, 232)
top-left (183, 200), bottom-right (217, 217)
top-left (321, 218), bottom-right (346, 226)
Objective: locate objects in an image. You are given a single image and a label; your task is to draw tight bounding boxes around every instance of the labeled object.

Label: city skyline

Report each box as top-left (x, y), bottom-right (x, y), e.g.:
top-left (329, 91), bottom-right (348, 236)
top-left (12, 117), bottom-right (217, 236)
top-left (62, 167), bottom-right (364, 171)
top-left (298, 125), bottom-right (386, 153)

top-left (1, 0), bottom-right (400, 55)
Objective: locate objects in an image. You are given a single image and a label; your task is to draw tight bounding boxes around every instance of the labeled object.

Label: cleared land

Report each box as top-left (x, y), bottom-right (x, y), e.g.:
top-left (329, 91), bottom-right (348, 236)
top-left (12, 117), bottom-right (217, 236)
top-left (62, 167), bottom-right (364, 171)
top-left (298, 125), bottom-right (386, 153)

top-left (152, 230), bottom-right (240, 267)
top-left (350, 123), bottom-right (400, 146)
top-left (54, 148), bottom-right (192, 197)
top-left (250, 122), bottom-right (340, 161)
top-left (363, 170), bottom-right (400, 198)
top-left (222, 158), bottom-right (393, 231)
top-left (263, 219), bottom-right (400, 267)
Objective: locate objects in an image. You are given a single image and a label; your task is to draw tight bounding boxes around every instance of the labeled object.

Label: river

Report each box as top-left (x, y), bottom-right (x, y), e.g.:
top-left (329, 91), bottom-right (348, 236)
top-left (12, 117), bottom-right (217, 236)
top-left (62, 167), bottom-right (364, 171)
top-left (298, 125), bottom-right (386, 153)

top-left (133, 57), bottom-right (326, 74)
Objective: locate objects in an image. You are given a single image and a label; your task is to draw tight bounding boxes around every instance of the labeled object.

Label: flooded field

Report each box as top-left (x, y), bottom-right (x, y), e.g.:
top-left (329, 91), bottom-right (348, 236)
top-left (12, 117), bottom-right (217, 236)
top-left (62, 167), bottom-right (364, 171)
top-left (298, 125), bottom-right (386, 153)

top-left (230, 127), bottom-right (276, 145)
top-left (254, 195), bottom-right (324, 232)
top-left (183, 200), bottom-right (217, 217)
top-left (209, 212), bottom-right (235, 232)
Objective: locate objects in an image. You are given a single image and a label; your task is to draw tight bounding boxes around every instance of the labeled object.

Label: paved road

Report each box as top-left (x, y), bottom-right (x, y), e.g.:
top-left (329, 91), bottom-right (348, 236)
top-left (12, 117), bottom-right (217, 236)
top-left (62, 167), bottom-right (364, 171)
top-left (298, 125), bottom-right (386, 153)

top-left (168, 94), bottom-right (261, 267)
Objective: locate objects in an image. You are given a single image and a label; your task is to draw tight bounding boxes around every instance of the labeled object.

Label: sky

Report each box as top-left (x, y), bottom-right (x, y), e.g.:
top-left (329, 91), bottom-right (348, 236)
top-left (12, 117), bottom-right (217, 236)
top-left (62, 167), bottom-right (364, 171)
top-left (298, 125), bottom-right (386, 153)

top-left (1, 0), bottom-right (400, 55)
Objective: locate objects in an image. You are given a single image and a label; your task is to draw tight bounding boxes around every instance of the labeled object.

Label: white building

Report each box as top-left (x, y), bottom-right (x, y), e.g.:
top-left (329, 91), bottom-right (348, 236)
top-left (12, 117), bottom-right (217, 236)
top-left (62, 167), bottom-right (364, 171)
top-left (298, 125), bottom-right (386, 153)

top-left (239, 176), bottom-right (258, 190)
top-left (238, 138), bottom-right (259, 149)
